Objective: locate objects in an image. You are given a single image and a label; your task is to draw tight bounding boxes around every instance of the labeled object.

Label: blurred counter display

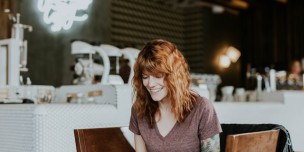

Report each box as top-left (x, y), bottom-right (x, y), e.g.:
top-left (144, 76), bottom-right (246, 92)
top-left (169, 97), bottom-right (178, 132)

top-left (0, 85), bottom-right (55, 104)
top-left (276, 74), bottom-right (303, 90)
top-left (246, 67), bottom-right (304, 91)
top-left (191, 73), bottom-right (221, 101)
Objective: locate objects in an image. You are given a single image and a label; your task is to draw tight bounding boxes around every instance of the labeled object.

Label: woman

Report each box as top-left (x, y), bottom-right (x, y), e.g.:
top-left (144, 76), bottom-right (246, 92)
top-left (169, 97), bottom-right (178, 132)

top-left (129, 39), bottom-right (222, 152)
top-left (287, 60), bottom-right (302, 83)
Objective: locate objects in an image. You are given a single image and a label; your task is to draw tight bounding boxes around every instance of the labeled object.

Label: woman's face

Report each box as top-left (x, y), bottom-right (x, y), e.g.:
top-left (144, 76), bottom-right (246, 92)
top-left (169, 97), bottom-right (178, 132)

top-left (291, 61), bottom-right (302, 75)
top-left (142, 74), bottom-right (168, 102)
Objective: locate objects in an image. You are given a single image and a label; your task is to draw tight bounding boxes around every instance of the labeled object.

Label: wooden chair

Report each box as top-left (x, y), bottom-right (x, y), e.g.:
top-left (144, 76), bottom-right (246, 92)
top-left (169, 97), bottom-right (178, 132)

top-left (74, 127), bottom-right (135, 152)
top-left (225, 129), bottom-right (280, 152)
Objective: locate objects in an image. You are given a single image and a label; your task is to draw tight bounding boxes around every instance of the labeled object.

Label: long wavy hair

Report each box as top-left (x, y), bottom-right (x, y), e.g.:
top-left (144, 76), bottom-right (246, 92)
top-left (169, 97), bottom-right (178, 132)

top-left (132, 39), bottom-right (197, 128)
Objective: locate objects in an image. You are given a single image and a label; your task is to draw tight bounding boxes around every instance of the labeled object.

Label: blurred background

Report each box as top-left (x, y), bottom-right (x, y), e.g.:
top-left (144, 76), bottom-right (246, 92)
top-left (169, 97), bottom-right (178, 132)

top-left (2, 1), bottom-right (304, 151)
top-left (1, 0), bottom-right (303, 89)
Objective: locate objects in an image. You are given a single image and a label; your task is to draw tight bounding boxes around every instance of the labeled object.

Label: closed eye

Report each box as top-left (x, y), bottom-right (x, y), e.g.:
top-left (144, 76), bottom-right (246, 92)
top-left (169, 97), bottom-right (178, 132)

top-left (155, 73), bottom-right (164, 78)
top-left (142, 75), bottom-right (148, 79)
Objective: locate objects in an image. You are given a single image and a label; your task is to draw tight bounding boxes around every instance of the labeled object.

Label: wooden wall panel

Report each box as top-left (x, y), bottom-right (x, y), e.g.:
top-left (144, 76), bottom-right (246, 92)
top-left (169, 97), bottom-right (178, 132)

top-left (111, 0), bottom-right (206, 73)
top-left (184, 8), bottom-right (205, 73)
top-left (111, 0), bottom-right (184, 49)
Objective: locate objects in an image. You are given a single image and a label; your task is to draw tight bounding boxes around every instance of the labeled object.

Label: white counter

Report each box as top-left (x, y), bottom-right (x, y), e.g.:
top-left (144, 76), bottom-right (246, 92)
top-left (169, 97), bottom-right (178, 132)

top-left (0, 85), bottom-right (133, 152)
top-left (214, 90), bottom-right (304, 151)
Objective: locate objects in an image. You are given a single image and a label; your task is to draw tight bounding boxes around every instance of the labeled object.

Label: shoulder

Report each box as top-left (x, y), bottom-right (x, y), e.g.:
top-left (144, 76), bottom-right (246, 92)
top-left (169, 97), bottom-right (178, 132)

top-left (195, 95), bottom-right (213, 109)
top-left (130, 105), bottom-right (139, 120)
top-left (131, 105), bottom-right (143, 121)
top-left (192, 95), bottom-right (217, 117)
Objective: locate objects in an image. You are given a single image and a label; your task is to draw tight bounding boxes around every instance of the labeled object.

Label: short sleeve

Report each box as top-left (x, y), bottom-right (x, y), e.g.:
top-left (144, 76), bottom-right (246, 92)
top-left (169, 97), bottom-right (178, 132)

top-left (198, 97), bottom-right (222, 140)
top-left (129, 106), bottom-right (141, 135)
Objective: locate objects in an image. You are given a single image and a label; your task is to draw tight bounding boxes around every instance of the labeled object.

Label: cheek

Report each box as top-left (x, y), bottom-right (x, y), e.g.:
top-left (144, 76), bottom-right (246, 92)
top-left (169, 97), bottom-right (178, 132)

top-left (158, 78), bottom-right (165, 86)
top-left (142, 79), bottom-right (148, 87)
top-left (162, 87), bottom-right (169, 98)
top-left (162, 81), bottom-right (169, 95)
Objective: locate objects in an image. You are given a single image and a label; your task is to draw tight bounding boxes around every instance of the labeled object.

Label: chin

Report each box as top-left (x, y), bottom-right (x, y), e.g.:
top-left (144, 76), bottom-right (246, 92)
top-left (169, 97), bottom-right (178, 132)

top-left (151, 96), bottom-right (162, 102)
top-left (150, 94), bottom-right (167, 102)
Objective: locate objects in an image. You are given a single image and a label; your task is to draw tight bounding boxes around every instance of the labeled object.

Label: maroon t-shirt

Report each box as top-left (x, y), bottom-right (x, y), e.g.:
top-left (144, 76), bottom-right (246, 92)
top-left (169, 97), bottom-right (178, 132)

top-left (129, 96), bottom-right (222, 152)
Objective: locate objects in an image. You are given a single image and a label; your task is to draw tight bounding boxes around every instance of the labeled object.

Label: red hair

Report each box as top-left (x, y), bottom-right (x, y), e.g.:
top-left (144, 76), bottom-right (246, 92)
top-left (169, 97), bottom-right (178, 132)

top-left (132, 39), bottom-right (197, 128)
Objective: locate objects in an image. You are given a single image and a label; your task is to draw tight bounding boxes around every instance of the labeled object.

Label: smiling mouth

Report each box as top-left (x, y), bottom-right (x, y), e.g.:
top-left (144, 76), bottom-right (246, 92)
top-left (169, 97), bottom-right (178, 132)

top-left (149, 87), bottom-right (163, 93)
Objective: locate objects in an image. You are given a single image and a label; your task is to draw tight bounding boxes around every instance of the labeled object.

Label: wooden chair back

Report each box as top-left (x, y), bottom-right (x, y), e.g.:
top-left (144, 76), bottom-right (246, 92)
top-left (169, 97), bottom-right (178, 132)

top-left (225, 129), bottom-right (280, 152)
top-left (74, 127), bottom-right (134, 152)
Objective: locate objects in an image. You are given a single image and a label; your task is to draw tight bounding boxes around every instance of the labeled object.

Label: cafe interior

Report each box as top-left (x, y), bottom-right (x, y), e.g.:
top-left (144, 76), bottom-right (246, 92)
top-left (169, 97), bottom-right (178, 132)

top-left (0, 0), bottom-right (303, 151)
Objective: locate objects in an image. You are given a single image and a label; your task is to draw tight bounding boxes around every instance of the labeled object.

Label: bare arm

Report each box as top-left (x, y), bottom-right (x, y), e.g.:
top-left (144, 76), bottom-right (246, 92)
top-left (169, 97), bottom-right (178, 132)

top-left (200, 134), bottom-right (220, 152)
top-left (134, 134), bottom-right (147, 152)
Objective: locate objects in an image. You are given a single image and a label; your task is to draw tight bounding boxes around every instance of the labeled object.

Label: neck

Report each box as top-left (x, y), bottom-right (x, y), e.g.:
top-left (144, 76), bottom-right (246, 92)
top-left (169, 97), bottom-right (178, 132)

top-left (158, 98), bottom-right (171, 111)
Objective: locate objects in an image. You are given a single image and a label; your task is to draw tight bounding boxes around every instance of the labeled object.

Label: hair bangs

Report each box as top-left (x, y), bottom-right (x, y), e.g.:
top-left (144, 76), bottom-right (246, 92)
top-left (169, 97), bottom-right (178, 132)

top-left (139, 57), bottom-right (168, 77)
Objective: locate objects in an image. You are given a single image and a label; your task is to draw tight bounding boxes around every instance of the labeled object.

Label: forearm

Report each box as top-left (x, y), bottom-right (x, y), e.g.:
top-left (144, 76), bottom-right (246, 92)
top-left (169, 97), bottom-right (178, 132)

top-left (134, 134), bottom-right (147, 152)
top-left (200, 134), bottom-right (220, 152)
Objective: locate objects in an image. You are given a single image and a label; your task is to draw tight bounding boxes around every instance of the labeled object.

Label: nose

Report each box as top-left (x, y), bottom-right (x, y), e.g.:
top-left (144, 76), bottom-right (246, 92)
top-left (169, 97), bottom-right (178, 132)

top-left (146, 76), bottom-right (157, 88)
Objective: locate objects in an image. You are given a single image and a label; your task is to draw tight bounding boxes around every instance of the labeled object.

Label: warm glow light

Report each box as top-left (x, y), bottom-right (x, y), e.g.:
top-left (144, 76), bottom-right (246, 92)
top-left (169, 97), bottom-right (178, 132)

top-left (38, 0), bottom-right (92, 32)
top-left (226, 46), bottom-right (241, 63)
top-left (219, 55), bottom-right (231, 68)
